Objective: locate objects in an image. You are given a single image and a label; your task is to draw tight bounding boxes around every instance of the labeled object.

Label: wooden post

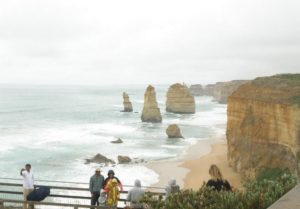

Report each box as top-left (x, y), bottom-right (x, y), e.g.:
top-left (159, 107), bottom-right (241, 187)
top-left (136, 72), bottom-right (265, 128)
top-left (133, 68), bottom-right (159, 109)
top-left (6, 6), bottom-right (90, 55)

top-left (29, 202), bottom-right (34, 209)
top-left (0, 200), bottom-right (4, 209)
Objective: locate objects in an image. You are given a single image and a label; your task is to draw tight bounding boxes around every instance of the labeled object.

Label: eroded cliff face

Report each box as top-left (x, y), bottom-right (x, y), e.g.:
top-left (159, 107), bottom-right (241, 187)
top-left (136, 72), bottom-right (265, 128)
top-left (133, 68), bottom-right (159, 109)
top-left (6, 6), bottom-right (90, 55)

top-left (141, 85), bottom-right (162, 123)
top-left (189, 80), bottom-right (248, 103)
top-left (166, 83), bottom-right (195, 114)
top-left (227, 74), bottom-right (300, 180)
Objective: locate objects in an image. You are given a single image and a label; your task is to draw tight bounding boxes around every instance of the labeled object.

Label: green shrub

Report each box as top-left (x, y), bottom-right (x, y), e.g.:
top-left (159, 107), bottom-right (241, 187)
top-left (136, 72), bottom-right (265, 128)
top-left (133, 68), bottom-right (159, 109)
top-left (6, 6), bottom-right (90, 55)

top-left (256, 168), bottom-right (291, 182)
top-left (143, 172), bottom-right (297, 209)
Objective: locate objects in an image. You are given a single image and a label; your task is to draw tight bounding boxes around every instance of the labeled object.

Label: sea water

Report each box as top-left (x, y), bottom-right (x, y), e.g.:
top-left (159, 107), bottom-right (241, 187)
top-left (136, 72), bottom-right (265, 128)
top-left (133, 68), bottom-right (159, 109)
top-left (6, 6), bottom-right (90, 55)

top-left (0, 84), bottom-right (227, 187)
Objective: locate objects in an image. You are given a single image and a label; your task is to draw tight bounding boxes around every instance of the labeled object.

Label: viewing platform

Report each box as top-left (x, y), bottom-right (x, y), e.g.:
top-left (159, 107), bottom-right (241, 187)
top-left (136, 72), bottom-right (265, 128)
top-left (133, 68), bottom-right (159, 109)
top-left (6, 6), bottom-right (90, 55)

top-left (0, 177), bottom-right (165, 209)
top-left (268, 184), bottom-right (300, 209)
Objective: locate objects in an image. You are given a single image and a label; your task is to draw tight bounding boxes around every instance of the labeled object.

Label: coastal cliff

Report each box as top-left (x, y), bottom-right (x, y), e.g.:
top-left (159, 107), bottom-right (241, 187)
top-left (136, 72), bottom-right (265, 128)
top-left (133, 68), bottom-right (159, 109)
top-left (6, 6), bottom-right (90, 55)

top-left (227, 74), bottom-right (300, 180)
top-left (190, 80), bottom-right (248, 103)
top-left (122, 92), bottom-right (133, 112)
top-left (166, 83), bottom-right (195, 114)
top-left (141, 85), bottom-right (162, 123)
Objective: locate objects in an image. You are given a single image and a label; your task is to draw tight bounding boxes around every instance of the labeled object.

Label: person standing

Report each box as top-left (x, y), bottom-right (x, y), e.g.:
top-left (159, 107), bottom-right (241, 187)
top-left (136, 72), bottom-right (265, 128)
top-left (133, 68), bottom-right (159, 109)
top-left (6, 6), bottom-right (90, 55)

top-left (103, 170), bottom-right (123, 191)
top-left (105, 178), bottom-right (120, 208)
top-left (165, 178), bottom-right (180, 197)
top-left (126, 179), bottom-right (145, 209)
top-left (89, 168), bottom-right (105, 206)
top-left (20, 163), bottom-right (34, 209)
top-left (206, 164), bottom-right (232, 191)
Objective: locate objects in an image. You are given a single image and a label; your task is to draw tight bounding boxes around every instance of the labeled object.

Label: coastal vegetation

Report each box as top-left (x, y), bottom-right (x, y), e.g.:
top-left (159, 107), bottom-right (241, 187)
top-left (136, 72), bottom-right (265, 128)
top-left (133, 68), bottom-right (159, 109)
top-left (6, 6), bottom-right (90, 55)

top-left (143, 169), bottom-right (297, 209)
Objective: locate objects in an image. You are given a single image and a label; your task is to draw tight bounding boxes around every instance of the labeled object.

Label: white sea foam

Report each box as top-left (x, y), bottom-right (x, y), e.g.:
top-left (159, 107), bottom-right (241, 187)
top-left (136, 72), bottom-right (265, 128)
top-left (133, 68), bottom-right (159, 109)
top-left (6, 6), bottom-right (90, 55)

top-left (0, 87), bottom-right (227, 189)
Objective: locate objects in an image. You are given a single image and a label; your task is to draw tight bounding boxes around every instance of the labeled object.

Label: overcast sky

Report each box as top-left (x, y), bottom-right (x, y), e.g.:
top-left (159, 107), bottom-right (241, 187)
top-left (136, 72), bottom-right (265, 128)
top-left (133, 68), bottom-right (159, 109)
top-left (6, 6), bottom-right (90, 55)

top-left (0, 0), bottom-right (299, 86)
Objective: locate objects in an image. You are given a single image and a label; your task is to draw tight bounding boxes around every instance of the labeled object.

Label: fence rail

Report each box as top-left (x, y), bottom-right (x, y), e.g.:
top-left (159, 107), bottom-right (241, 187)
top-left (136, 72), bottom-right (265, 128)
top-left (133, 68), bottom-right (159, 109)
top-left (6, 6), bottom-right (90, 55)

top-left (0, 198), bottom-right (112, 209)
top-left (0, 179), bottom-right (166, 209)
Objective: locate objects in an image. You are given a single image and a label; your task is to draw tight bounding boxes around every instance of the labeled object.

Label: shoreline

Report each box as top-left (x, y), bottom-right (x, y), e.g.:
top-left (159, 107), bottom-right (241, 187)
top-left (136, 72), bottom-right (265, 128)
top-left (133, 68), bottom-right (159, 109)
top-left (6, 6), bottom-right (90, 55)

top-left (146, 136), bottom-right (242, 190)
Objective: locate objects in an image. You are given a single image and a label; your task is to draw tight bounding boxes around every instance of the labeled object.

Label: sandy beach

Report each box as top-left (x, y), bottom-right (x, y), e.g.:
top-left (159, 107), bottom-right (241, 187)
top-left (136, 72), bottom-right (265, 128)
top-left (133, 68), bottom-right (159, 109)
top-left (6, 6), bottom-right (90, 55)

top-left (147, 136), bottom-right (242, 190)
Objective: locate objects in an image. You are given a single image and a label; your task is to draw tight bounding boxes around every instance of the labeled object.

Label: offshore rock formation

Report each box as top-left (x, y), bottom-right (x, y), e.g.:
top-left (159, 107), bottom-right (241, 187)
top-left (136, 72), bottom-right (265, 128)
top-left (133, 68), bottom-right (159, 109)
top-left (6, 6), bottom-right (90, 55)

top-left (85, 153), bottom-right (116, 165)
top-left (118, 155), bottom-right (132, 164)
top-left (166, 124), bottom-right (183, 138)
top-left (189, 80), bottom-right (248, 103)
top-left (227, 74), bottom-right (300, 180)
top-left (123, 92), bottom-right (133, 112)
top-left (189, 84), bottom-right (204, 96)
top-left (110, 138), bottom-right (123, 144)
top-left (166, 83), bottom-right (195, 114)
top-left (141, 85), bottom-right (162, 123)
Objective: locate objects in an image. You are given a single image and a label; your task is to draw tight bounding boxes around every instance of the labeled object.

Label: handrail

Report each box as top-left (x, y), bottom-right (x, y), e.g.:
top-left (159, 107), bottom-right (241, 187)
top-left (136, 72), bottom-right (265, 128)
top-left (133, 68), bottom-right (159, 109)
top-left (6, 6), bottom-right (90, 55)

top-left (0, 198), bottom-right (111, 209)
top-left (0, 180), bottom-right (166, 209)
top-left (0, 190), bottom-right (130, 202)
top-left (0, 177), bottom-right (165, 190)
top-left (0, 182), bottom-right (165, 196)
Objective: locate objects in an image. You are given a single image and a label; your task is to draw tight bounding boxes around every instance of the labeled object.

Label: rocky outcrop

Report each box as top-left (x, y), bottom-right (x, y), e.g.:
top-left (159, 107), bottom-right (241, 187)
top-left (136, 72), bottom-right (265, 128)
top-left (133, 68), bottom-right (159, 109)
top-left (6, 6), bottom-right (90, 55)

top-left (123, 92), bottom-right (133, 112)
top-left (166, 83), bottom-right (195, 114)
top-left (85, 153), bottom-right (115, 164)
top-left (141, 85), bottom-right (162, 123)
top-left (189, 80), bottom-right (249, 103)
top-left (118, 155), bottom-right (132, 164)
top-left (110, 138), bottom-right (123, 144)
top-left (227, 74), bottom-right (300, 180)
top-left (166, 124), bottom-right (183, 138)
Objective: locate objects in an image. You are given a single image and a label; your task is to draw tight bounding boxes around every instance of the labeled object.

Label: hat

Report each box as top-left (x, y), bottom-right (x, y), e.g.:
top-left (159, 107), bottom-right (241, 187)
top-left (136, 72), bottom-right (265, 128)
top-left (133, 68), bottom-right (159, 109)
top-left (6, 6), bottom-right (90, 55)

top-left (95, 168), bottom-right (101, 172)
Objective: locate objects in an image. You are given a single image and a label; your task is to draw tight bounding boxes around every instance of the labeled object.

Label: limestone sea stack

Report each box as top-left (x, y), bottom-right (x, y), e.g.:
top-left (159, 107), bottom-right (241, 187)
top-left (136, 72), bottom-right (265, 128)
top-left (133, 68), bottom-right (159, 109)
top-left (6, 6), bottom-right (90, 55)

top-left (166, 83), bottom-right (195, 114)
top-left (141, 85), bottom-right (162, 123)
top-left (227, 74), bottom-right (300, 180)
top-left (166, 124), bottom-right (183, 138)
top-left (123, 92), bottom-right (133, 112)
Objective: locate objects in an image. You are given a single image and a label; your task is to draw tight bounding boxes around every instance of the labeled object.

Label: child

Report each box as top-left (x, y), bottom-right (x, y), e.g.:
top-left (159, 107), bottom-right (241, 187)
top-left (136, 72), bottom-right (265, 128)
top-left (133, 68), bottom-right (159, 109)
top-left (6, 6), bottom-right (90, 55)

top-left (98, 191), bottom-right (107, 206)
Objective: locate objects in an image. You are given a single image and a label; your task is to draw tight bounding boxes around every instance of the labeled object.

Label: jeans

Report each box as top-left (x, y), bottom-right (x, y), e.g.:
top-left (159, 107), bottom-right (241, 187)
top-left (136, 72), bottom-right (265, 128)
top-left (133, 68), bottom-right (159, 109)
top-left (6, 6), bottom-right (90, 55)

top-left (91, 191), bottom-right (100, 206)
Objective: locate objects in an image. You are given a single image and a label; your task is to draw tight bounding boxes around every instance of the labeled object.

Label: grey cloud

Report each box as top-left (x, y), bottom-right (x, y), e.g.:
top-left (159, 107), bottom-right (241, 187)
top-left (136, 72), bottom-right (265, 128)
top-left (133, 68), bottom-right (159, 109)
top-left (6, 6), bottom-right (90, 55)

top-left (0, 0), bottom-right (299, 86)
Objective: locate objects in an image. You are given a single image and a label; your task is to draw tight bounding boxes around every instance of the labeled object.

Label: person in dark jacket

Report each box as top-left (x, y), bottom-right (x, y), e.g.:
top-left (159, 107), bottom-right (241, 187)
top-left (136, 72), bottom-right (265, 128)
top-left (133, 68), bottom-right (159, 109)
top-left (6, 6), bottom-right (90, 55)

top-left (89, 168), bottom-right (105, 206)
top-left (206, 164), bottom-right (232, 191)
top-left (165, 178), bottom-right (180, 197)
top-left (103, 169), bottom-right (123, 191)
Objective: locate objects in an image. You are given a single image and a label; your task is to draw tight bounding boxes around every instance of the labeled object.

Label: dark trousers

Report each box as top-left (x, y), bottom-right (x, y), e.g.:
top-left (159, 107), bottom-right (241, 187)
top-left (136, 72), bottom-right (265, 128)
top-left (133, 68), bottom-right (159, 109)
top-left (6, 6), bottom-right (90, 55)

top-left (91, 191), bottom-right (100, 206)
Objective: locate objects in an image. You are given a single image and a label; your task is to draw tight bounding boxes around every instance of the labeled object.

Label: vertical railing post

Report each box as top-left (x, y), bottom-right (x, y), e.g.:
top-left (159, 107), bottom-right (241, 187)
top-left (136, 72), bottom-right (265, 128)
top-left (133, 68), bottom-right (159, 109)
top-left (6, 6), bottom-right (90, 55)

top-left (29, 201), bottom-right (34, 209)
top-left (0, 200), bottom-right (4, 209)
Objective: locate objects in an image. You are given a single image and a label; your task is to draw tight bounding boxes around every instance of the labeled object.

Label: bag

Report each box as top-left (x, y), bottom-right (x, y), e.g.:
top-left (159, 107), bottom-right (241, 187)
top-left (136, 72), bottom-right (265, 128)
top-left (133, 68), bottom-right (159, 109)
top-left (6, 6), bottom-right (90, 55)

top-left (27, 186), bottom-right (50, 201)
top-left (98, 191), bottom-right (107, 205)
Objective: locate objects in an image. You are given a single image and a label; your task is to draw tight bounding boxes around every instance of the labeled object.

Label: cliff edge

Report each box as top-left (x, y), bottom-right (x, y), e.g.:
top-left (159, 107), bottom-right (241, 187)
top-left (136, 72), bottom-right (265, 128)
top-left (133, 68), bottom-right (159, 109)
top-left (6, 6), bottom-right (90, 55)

top-left (227, 74), bottom-right (300, 180)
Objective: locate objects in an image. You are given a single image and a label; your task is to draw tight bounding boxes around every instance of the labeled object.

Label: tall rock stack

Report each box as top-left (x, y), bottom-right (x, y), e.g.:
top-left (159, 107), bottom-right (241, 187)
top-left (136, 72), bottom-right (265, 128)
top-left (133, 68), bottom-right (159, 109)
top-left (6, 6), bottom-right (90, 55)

top-left (123, 92), bottom-right (133, 112)
top-left (227, 74), bottom-right (300, 180)
top-left (166, 83), bottom-right (195, 114)
top-left (141, 85), bottom-right (162, 123)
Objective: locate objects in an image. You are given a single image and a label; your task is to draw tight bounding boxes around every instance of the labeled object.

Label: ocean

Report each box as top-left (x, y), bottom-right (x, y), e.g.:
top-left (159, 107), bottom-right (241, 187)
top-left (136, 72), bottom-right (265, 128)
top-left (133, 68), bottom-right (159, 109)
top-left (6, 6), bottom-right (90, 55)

top-left (0, 84), bottom-right (227, 187)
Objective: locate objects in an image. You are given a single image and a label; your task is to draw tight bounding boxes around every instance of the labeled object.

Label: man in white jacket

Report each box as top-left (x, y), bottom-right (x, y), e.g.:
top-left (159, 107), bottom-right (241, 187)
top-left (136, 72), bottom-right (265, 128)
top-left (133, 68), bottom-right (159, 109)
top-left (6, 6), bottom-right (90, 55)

top-left (20, 164), bottom-right (34, 209)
